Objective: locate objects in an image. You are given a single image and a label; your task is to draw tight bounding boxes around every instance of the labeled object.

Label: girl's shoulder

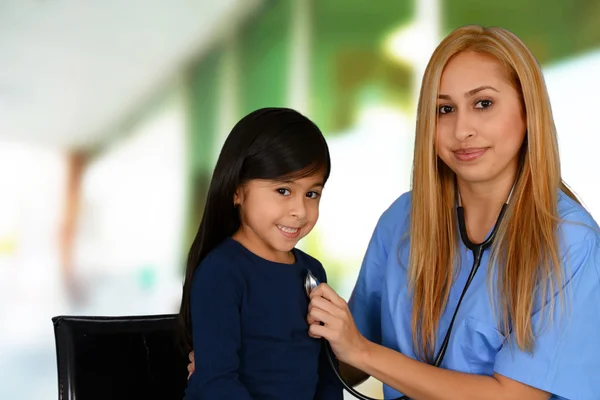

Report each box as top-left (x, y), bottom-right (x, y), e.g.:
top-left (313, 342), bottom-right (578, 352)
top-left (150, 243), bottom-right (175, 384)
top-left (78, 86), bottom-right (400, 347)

top-left (293, 248), bottom-right (329, 283)
top-left (195, 238), bottom-right (248, 279)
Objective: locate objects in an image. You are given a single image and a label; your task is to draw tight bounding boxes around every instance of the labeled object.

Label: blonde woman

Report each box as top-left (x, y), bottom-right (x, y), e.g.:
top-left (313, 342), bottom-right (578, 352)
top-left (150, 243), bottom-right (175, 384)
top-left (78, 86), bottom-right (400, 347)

top-left (306, 25), bottom-right (600, 400)
top-left (186, 25), bottom-right (599, 399)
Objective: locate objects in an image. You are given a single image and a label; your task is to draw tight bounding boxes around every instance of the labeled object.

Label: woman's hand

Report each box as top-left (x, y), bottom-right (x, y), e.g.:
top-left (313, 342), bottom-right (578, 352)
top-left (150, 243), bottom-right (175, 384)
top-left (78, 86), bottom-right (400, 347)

top-left (307, 283), bottom-right (369, 366)
top-left (187, 350), bottom-right (195, 379)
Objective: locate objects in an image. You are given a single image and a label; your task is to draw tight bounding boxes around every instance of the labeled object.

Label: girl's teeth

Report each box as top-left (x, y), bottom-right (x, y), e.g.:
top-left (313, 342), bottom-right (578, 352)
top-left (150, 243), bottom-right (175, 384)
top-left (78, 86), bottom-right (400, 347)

top-left (278, 225), bottom-right (298, 233)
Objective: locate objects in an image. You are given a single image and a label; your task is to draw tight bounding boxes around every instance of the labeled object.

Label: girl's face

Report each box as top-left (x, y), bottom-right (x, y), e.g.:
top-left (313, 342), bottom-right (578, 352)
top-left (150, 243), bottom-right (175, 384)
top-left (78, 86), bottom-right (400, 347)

top-left (233, 171), bottom-right (325, 263)
top-left (435, 51), bottom-right (526, 187)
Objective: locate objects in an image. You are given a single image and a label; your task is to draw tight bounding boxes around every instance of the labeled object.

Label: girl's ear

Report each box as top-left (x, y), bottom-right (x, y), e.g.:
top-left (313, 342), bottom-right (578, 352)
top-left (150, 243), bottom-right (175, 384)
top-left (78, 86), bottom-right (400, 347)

top-left (233, 188), bottom-right (241, 207)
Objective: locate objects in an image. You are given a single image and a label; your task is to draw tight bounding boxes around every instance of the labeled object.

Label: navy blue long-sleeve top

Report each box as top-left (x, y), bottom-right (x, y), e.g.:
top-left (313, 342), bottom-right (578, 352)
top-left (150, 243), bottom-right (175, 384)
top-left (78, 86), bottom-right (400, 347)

top-left (185, 237), bottom-right (343, 400)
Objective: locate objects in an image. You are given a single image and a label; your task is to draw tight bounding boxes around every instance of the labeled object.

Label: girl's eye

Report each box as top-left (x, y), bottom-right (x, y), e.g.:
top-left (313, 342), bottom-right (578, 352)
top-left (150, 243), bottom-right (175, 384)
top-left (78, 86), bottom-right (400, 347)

top-left (438, 105), bottom-right (453, 115)
top-left (277, 188), bottom-right (291, 196)
top-left (475, 99), bottom-right (493, 109)
top-left (306, 191), bottom-right (320, 199)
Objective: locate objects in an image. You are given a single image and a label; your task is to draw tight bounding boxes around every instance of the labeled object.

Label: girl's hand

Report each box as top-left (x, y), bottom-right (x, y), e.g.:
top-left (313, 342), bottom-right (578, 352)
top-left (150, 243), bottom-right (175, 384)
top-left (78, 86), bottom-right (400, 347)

top-left (187, 350), bottom-right (195, 379)
top-left (307, 283), bottom-right (369, 366)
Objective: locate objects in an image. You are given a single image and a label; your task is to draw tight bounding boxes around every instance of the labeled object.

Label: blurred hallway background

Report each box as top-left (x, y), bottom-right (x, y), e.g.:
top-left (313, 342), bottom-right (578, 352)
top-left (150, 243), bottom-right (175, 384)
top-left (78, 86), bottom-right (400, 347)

top-left (1, 1), bottom-right (599, 398)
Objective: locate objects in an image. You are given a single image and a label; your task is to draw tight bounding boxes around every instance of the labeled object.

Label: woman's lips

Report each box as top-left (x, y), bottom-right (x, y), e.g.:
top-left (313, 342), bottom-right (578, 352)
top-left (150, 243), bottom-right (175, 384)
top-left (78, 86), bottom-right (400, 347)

top-left (453, 147), bottom-right (488, 161)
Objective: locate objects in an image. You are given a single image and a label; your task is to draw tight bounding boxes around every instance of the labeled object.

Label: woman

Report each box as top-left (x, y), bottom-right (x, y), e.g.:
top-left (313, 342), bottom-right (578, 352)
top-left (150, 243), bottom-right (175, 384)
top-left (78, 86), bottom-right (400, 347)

top-left (307, 25), bottom-right (600, 399)
top-left (188, 25), bottom-right (600, 399)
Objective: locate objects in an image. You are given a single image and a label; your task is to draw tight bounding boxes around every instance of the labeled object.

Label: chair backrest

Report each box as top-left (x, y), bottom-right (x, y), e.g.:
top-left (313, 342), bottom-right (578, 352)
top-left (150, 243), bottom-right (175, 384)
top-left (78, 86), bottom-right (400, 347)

top-left (52, 314), bottom-right (188, 400)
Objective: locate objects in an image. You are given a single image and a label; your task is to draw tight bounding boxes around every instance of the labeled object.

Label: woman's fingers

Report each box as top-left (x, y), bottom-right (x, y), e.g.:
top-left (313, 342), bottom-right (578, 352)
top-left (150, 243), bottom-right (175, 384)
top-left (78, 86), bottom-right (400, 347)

top-left (308, 328), bottom-right (322, 339)
top-left (310, 283), bottom-right (347, 308)
top-left (309, 294), bottom-right (345, 317)
top-left (308, 305), bottom-right (338, 327)
top-left (309, 322), bottom-right (332, 340)
top-left (306, 284), bottom-right (354, 346)
top-left (306, 287), bottom-right (366, 365)
top-left (307, 295), bottom-right (348, 329)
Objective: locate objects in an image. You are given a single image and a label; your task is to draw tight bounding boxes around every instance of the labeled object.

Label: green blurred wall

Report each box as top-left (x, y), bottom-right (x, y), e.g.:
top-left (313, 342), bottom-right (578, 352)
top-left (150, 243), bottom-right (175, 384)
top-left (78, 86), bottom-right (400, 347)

top-left (181, 0), bottom-right (600, 265)
top-left (444, 0), bottom-right (600, 64)
top-left (239, 0), bottom-right (291, 116)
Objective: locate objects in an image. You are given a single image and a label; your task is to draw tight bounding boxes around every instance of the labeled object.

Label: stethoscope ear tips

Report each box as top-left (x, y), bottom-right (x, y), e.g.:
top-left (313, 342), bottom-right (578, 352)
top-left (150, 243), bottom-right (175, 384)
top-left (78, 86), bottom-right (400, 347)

top-left (304, 269), bottom-right (319, 297)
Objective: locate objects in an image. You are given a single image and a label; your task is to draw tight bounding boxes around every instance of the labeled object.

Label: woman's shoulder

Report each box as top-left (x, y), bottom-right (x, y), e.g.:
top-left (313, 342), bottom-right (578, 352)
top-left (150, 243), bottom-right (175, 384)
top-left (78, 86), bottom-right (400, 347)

top-left (557, 190), bottom-right (600, 245)
top-left (555, 190), bottom-right (600, 285)
top-left (363, 191), bottom-right (413, 251)
top-left (377, 190), bottom-right (412, 229)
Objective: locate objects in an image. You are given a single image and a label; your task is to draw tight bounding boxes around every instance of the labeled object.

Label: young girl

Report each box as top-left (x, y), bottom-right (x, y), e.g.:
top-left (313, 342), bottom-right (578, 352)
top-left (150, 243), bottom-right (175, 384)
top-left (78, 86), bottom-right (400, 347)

top-left (179, 107), bottom-right (342, 400)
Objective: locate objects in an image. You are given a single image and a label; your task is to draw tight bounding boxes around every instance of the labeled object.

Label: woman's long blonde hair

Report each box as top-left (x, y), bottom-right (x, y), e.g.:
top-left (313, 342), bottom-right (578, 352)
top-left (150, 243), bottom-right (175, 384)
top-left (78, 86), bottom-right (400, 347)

top-left (409, 25), bottom-right (579, 361)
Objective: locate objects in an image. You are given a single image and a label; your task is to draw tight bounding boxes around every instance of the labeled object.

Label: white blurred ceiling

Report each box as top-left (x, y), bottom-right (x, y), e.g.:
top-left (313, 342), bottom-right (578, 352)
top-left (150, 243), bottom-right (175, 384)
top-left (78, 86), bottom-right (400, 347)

top-left (0, 0), bottom-right (260, 150)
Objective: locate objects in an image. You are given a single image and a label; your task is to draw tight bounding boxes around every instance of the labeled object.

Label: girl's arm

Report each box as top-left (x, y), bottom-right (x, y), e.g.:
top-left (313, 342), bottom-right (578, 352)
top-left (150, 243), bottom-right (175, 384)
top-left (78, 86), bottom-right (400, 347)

top-left (340, 362), bottom-right (369, 387)
top-left (186, 260), bottom-right (254, 400)
top-left (313, 343), bottom-right (343, 400)
top-left (314, 353), bottom-right (370, 399)
top-left (307, 283), bottom-right (550, 400)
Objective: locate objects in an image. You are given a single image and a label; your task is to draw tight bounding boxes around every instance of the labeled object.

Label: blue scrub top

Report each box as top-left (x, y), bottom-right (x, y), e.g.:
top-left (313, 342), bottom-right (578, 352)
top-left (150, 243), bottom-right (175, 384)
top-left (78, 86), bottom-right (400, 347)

top-left (348, 190), bottom-right (600, 399)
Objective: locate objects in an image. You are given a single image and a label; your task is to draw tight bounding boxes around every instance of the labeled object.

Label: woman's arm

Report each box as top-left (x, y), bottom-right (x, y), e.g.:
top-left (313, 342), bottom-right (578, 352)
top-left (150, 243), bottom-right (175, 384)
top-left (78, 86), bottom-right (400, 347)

top-left (307, 284), bottom-right (550, 400)
top-left (356, 340), bottom-right (549, 400)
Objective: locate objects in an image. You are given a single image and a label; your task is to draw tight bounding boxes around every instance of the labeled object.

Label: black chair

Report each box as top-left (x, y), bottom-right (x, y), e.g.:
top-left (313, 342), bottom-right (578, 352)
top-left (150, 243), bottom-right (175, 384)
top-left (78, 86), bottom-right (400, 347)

top-left (52, 314), bottom-right (189, 400)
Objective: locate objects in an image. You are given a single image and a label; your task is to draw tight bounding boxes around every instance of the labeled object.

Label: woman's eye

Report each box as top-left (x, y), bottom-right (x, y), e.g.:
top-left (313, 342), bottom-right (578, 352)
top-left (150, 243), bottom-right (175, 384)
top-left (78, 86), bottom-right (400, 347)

top-left (277, 188), bottom-right (291, 196)
top-left (475, 99), bottom-right (493, 109)
top-left (438, 105), bottom-right (453, 114)
top-left (306, 191), bottom-right (320, 199)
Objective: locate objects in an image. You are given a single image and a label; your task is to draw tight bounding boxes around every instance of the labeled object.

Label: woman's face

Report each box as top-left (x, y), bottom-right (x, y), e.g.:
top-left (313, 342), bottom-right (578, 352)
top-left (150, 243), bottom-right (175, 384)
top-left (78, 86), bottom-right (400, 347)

top-left (435, 51), bottom-right (526, 186)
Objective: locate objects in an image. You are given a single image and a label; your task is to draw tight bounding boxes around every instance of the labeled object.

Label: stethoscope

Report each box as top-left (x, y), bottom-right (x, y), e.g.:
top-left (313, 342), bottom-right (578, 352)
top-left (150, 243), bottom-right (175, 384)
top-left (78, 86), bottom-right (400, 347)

top-left (304, 187), bottom-right (513, 400)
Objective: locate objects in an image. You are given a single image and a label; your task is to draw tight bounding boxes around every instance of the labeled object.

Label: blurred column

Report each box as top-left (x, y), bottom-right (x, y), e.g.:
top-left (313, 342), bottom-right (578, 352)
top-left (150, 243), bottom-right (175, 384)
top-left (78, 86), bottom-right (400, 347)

top-left (215, 29), bottom-right (240, 159)
top-left (413, 0), bottom-right (440, 102)
top-left (385, 0), bottom-right (440, 109)
top-left (59, 150), bottom-right (88, 301)
top-left (287, 0), bottom-right (312, 114)
top-left (182, 49), bottom-right (220, 254)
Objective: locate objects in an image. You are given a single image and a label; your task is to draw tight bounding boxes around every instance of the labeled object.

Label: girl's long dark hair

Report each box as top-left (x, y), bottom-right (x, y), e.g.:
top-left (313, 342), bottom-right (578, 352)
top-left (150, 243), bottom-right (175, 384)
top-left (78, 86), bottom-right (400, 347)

top-left (178, 107), bottom-right (331, 353)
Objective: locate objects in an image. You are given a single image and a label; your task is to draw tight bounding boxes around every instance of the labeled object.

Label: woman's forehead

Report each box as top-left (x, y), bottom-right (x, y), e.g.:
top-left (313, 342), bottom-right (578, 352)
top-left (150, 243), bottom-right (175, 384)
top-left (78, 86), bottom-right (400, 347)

top-left (439, 52), bottom-right (509, 94)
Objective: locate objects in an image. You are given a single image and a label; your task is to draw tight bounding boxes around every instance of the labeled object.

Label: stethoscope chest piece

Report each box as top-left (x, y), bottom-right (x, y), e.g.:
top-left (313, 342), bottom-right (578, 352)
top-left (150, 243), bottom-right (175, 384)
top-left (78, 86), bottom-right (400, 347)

top-left (304, 269), bottom-right (319, 297)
